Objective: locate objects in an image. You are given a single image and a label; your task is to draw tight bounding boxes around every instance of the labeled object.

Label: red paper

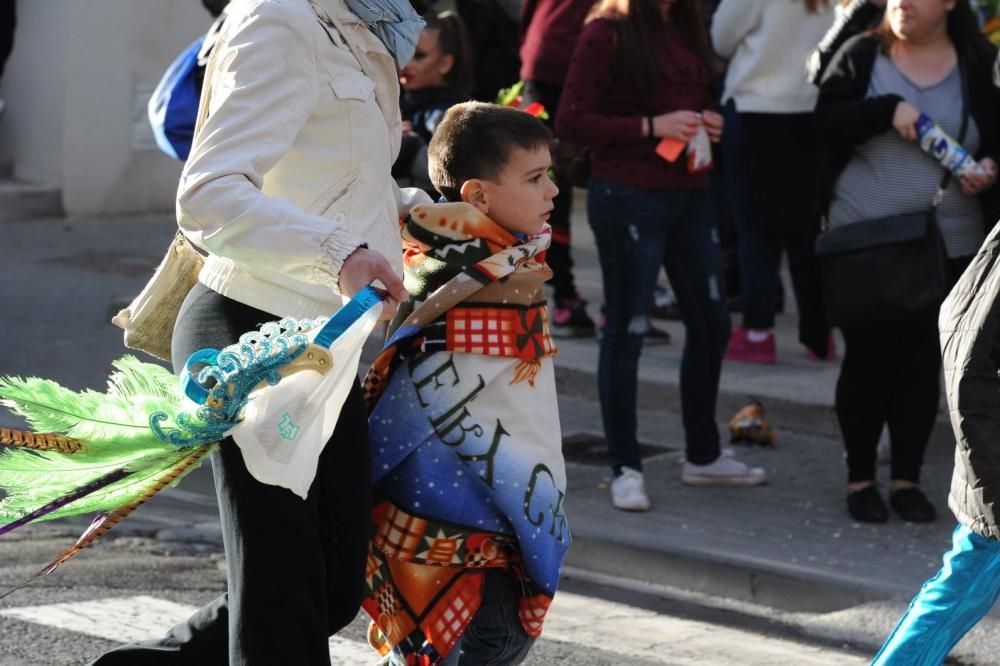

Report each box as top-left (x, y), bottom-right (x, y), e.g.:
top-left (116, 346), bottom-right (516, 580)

top-left (656, 138), bottom-right (685, 163)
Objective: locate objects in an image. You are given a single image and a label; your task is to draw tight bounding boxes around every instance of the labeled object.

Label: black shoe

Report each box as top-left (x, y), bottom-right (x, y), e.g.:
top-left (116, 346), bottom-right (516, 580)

top-left (890, 487), bottom-right (936, 523)
top-left (644, 323), bottom-right (671, 345)
top-left (651, 287), bottom-right (682, 320)
top-left (847, 486), bottom-right (889, 523)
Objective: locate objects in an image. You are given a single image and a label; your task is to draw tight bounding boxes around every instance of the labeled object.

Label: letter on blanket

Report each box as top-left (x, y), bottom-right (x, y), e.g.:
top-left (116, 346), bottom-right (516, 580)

top-left (457, 419), bottom-right (509, 489)
top-left (411, 353), bottom-right (461, 407)
top-left (524, 464), bottom-right (569, 543)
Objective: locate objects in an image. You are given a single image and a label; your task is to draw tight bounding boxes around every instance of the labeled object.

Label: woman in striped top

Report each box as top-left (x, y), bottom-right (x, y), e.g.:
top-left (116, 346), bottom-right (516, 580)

top-left (816, 0), bottom-right (1000, 524)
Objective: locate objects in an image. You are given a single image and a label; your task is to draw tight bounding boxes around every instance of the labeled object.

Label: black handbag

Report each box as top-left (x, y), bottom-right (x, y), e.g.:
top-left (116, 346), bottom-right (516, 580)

top-left (814, 63), bottom-right (969, 327)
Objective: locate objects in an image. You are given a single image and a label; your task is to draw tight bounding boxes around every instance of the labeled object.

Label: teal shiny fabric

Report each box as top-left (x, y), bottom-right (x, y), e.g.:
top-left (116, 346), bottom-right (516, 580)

top-left (873, 524), bottom-right (1000, 665)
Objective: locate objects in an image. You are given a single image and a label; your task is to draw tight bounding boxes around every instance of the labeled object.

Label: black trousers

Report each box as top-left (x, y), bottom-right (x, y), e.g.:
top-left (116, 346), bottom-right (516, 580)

top-left (837, 258), bottom-right (972, 484)
top-left (521, 79), bottom-right (579, 303)
top-left (90, 284), bottom-right (372, 665)
top-left (0, 0), bottom-right (14, 81)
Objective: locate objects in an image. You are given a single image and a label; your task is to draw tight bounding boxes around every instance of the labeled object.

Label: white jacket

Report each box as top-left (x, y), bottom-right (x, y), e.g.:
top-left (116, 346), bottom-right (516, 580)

top-left (177, 0), bottom-right (428, 320)
top-left (712, 0), bottom-right (836, 114)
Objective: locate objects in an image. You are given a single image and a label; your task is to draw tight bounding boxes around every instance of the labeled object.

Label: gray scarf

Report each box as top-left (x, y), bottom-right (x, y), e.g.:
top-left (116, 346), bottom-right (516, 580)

top-left (344, 0), bottom-right (424, 68)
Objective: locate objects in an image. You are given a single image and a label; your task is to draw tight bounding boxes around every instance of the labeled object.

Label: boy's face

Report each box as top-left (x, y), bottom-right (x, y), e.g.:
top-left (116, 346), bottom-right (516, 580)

top-left (463, 146), bottom-right (559, 237)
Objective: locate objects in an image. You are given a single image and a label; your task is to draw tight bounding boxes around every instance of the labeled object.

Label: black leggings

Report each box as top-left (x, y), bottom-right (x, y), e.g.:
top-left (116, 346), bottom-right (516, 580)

top-left (837, 257), bottom-right (972, 484)
top-left (90, 284), bottom-right (372, 665)
top-left (837, 308), bottom-right (941, 484)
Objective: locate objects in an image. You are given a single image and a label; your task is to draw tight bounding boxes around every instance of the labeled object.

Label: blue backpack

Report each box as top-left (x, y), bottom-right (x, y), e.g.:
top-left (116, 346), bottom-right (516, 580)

top-left (147, 10), bottom-right (227, 161)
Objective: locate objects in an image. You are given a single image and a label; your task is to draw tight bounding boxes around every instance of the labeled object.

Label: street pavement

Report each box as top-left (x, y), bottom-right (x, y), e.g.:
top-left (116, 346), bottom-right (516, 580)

top-left (1, 196), bottom-right (999, 663)
top-left (0, 522), bottom-right (868, 665)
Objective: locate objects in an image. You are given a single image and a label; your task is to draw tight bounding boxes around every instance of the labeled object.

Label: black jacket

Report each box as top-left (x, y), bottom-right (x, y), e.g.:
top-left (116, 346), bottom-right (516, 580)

top-left (941, 220), bottom-right (1000, 539)
top-left (816, 34), bottom-right (1000, 226)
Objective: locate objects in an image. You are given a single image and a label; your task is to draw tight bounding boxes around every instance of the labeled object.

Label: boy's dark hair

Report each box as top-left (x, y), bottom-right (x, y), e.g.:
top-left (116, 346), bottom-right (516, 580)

top-left (428, 102), bottom-right (552, 202)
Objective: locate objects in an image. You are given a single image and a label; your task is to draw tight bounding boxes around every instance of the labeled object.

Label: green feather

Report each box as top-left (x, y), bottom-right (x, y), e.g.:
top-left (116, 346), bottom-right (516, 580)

top-left (0, 356), bottom-right (214, 524)
top-left (0, 356), bottom-right (183, 446)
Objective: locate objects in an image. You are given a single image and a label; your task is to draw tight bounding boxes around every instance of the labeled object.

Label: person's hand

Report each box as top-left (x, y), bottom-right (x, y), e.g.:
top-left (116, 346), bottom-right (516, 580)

top-left (961, 157), bottom-right (998, 196)
top-left (702, 110), bottom-right (724, 143)
top-left (401, 120), bottom-right (414, 134)
top-left (338, 247), bottom-right (408, 319)
top-left (892, 101), bottom-right (921, 141)
top-left (652, 110), bottom-right (701, 142)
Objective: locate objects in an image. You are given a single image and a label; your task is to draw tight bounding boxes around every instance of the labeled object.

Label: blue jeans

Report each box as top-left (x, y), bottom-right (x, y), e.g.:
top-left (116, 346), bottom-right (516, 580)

top-left (874, 524), bottom-right (1000, 665)
top-left (436, 569), bottom-right (534, 666)
top-left (588, 178), bottom-right (731, 469)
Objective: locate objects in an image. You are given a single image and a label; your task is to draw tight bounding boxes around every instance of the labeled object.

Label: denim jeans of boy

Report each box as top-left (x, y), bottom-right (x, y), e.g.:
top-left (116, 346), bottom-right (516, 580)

top-left (588, 178), bottom-right (731, 470)
top-left (382, 569), bottom-right (533, 666)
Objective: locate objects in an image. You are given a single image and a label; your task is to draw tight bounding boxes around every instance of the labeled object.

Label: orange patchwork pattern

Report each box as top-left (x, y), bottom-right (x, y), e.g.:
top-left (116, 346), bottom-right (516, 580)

top-left (446, 306), bottom-right (555, 360)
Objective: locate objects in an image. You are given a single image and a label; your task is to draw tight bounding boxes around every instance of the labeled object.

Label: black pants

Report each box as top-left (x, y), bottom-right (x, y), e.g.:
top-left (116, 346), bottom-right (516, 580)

top-left (521, 79), bottom-right (579, 303)
top-left (0, 0), bottom-right (14, 81)
top-left (722, 104), bottom-right (830, 355)
top-left (90, 284), bottom-right (372, 665)
top-left (837, 258), bottom-right (972, 484)
top-left (837, 309), bottom-right (941, 484)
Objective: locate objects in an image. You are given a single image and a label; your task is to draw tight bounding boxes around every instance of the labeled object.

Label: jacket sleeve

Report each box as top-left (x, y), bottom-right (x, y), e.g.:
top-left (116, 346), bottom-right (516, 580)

top-left (941, 223), bottom-right (1000, 536)
top-left (177, 0), bottom-right (365, 295)
top-left (710, 0), bottom-right (761, 61)
top-left (806, 0), bottom-right (883, 85)
top-left (815, 36), bottom-right (902, 151)
top-left (555, 20), bottom-right (644, 144)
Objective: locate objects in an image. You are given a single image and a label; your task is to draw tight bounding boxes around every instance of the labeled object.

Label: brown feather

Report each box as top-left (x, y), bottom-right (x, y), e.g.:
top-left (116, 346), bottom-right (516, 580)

top-left (0, 428), bottom-right (84, 453)
top-left (0, 445), bottom-right (214, 600)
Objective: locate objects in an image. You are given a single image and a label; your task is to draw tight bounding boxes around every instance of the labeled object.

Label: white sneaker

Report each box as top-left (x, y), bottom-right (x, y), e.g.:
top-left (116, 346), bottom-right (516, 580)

top-left (681, 454), bottom-right (767, 487)
top-left (610, 467), bottom-right (651, 511)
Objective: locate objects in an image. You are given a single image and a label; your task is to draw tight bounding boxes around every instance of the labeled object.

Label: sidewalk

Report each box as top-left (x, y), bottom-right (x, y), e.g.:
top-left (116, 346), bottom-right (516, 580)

top-left (2, 207), bottom-right (996, 662)
top-left (553, 190), bottom-right (999, 661)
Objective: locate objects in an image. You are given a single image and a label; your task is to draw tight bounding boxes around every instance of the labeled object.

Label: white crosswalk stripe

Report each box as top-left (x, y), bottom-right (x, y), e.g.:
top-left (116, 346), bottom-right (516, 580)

top-left (0, 591), bottom-right (865, 664)
top-left (0, 596), bottom-right (374, 662)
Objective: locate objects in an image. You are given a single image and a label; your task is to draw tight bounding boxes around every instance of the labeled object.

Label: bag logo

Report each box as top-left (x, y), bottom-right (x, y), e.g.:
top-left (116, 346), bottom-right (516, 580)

top-left (277, 413), bottom-right (301, 442)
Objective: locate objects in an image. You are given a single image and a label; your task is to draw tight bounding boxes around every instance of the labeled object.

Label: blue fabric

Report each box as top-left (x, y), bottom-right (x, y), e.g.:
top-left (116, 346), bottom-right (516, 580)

top-left (587, 178), bottom-right (730, 470)
top-left (344, 0), bottom-right (424, 68)
top-left (147, 36), bottom-right (203, 161)
top-left (873, 524), bottom-right (1000, 665)
top-left (369, 357), bottom-right (568, 595)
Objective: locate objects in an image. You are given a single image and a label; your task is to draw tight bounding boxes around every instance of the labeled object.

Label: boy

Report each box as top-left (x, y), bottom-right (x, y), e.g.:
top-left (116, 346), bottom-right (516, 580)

top-left (361, 102), bottom-right (569, 665)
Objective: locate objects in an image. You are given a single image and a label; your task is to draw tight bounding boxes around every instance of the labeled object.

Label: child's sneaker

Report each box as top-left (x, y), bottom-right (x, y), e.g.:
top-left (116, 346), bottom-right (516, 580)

top-left (610, 467), bottom-right (651, 511)
top-left (725, 326), bottom-right (775, 364)
top-left (681, 454), bottom-right (767, 487)
top-left (552, 297), bottom-right (596, 338)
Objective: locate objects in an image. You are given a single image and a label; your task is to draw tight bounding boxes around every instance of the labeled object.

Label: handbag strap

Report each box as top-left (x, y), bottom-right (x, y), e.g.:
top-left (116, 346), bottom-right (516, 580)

top-left (932, 58), bottom-right (971, 209)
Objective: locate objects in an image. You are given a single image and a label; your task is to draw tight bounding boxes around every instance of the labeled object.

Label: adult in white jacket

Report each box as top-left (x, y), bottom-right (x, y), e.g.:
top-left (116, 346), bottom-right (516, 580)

top-left (90, 0), bottom-right (427, 664)
top-left (712, 0), bottom-right (836, 365)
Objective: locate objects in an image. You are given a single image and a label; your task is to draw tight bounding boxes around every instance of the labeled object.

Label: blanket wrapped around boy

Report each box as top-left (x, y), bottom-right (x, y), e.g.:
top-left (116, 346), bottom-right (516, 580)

top-left (361, 202), bottom-right (569, 663)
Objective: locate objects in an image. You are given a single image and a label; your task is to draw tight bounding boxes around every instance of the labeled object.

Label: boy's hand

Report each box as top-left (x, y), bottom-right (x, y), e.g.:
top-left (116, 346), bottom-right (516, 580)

top-left (653, 111), bottom-right (701, 143)
top-left (702, 110), bottom-right (724, 142)
top-left (338, 247), bottom-right (408, 319)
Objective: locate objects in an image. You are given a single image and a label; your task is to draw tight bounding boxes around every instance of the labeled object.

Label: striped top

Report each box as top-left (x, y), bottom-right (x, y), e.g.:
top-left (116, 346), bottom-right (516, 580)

top-left (829, 55), bottom-right (984, 258)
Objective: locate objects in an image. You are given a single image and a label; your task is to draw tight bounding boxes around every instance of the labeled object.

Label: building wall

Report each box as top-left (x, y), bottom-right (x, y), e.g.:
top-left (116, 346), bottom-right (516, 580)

top-left (0, 1), bottom-right (210, 215)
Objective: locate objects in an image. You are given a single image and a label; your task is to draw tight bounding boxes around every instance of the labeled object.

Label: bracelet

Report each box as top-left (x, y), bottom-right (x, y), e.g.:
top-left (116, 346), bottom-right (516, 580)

top-left (646, 115), bottom-right (655, 138)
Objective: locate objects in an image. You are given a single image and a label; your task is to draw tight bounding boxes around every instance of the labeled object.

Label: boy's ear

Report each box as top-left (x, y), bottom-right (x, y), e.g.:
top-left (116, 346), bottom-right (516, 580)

top-left (460, 179), bottom-right (490, 215)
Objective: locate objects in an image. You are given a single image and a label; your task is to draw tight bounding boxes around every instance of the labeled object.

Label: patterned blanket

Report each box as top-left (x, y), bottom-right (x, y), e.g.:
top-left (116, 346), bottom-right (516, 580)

top-left (361, 202), bottom-right (569, 664)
